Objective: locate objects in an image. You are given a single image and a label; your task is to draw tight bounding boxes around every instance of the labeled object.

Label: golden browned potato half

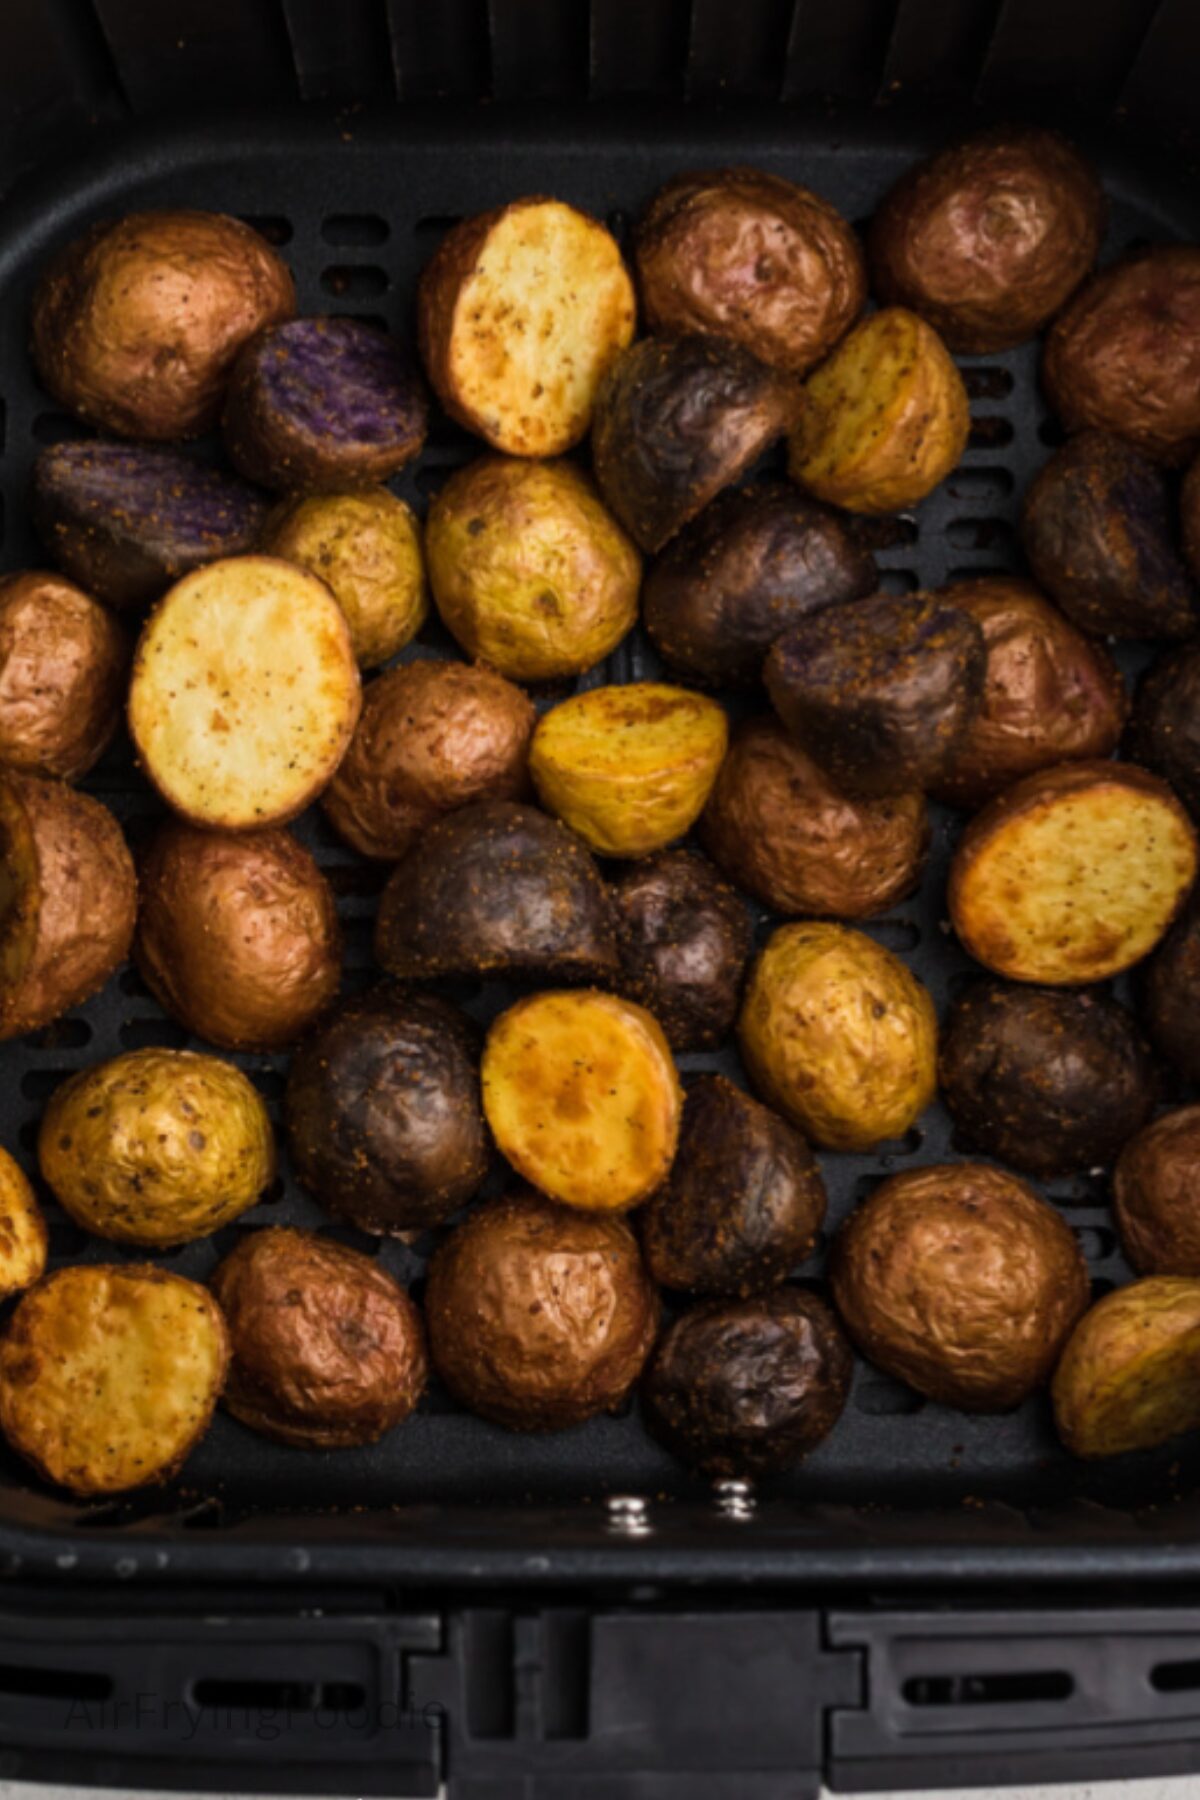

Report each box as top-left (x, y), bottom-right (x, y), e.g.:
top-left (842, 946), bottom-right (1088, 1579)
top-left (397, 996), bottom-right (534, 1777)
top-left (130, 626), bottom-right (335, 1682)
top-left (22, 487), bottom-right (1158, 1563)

top-left (529, 682), bottom-right (728, 858)
top-left (40, 1049), bottom-right (275, 1247)
top-left (31, 210), bottom-right (294, 440)
top-left (1114, 1107), bottom-right (1200, 1276)
top-left (128, 556), bottom-right (361, 830)
top-left (788, 307), bottom-right (969, 514)
top-left (0, 1149), bottom-right (46, 1301)
top-left (134, 821), bottom-right (341, 1051)
top-left (1052, 1276), bottom-right (1200, 1457)
top-left (0, 572), bottom-right (126, 780)
top-left (948, 760), bottom-right (1196, 984)
top-left (738, 921), bottom-right (936, 1151)
top-left (418, 198), bottom-right (635, 456)
top-left (482, 989), bottom-right (681, 1212)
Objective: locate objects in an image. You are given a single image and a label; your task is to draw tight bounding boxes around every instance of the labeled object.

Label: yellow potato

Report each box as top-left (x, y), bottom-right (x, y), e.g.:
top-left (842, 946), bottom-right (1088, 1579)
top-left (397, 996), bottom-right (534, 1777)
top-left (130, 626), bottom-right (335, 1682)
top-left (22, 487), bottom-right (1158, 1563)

top-left (0, 1149), bottom-right (46, 1300)
top-left (1051, 1276), bottom-right (1200, 1458)
top-left (530, 682), bottom-right (728, 858)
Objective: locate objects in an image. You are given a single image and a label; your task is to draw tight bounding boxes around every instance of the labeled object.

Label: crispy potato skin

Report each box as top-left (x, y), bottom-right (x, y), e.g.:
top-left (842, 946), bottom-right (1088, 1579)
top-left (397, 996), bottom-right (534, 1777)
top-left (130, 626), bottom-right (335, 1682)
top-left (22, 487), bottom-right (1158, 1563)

top-left (1114, 1107), bottom-right (1200, 1276)
top-left (0, 772), bottom-right (135, 1039)
top-left (833, 1163), bottom-right (1089, 1410)
top-left (1020, 432), bottom-right (1198, 639)
top-left (284, 989), bottom-right (488, 1235)
top-left (591, 335), bottom-right (794, 553)
top-left (738, 921), bottom-right (937, 1151)
top-left (31, 211), bottom-right (294, 440)
top-left (427, 1191), bottom-right (657, 1430)
top-left (1051, 1276), bottom-right (1200, 1457)
top-left (0, 1149), bottom-right (46, 1301)
top-left (868, 128), bottom-right (1104, 353)
top-left (1129, 644), bottom-right (1200, 817)
top-left (134, 821), bottom-right (341, 1052)
top-left (0, 1263), bottom-right (228, 1496)
top-left (612, 850), bottom-right (750, 1052)
top-left (700, 718), bottom-right (928, 920)
top-left (642, 1287), bottom-right (851, 1475)
top-left (426, 457), bottom-right (639, 681)
top-left (210, 1227), bottom-right (427, 1449)
top-left (0, 572), bottom-right (126, 780)
top-left (1183, 455), bottom-right (1200, 584)
top-left (635, 167), bottom-right (865, 374)
top-left (323, 659), bottom-right (534, 862)
top-left (1142, 889), bottom-right (1200, 1085)
top-left (374, 800), bottom-right (618, 984)
top-left (40, 1049), bottom-right (275, 1247)
top-left (939, 981), bottom-right (1157, 1179)
top-left (640, 1074), bottom-right (825, 1296)
top-left (931, 577), bottom-right (1127, 807)
top-left (948, 759), bottom-right (1197, 984)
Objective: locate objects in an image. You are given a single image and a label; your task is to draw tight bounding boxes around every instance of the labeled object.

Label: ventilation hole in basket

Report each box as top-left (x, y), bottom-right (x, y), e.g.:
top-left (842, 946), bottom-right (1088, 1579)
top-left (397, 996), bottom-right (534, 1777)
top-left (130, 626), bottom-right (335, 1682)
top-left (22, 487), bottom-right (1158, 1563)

top-left (878, 567), bottom-right (919, 593)
top-left (24, 1016), bottom-right (92, 1052)
top-left (118, 965), bottom-right (155, 999)
top-left (239, 215), bottom-right (293, 245)
top-left (17, 1121), bottom-right (37, 1154)
top-left (1038, 416), bottom-right (1067, 448)
top-left (1091, 1276), bottom-right (1116, 1300)
top-left (322, 213), bottom-right (389, 247)
top-left (945, 466), bottom-right (1015, 504)
top-left (870, 918), bottom-right (920, 953)
top-left (1075, 1225), bottom-right (1117, 1262)
top-left (968, 416), bottom-right (1015, 450)
top-left (902, 1669), bottom-right (1073, 1706)
top-left (962, 367), bottom-right (1015, 402)
top-left (180, 1498), bottom-right (226, 1530)
top-left (856, 1377), bottom-right (924, 1416)
top-left (19, 1068), bottom-right (70, 1103)
top-left (321, 265), bottom-right (388, 299)
top-left (851, 514), bottom-right (919, 552)
top-left (32, 411), bottom-right (93, 445)
top-left (0, 1663), bottom-right (112, 1701)
top-left (48, 1219), bottom-right (89, 1259)
top-left (118, 1017), bottom-right (189, 1051)
top-left (414, 214), bottom-right (464, 247)
top-left (946, 517), bottom-right (1017, 558)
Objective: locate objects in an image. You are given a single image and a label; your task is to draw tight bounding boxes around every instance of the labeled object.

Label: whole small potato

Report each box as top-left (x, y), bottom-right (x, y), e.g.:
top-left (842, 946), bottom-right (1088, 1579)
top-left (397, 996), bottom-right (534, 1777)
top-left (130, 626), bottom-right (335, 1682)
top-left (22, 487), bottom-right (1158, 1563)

top-left (832, 1163), bottom-right (1089, 1410)
top-left (1128, 644), bottom-right (1200, 817)
top-left (1052, 1276), bottom-right (1200, 1457)
top-left (738, 921), bottom-right (937, 1151)
top-left (1142, 889), bottom-right (1200, 1085)
top-left (425, 1191), bottom-right (658, 1430)
top-left (642, 1288), bottom-right (852, 1476)
top-left (0, 1148), bottom-right (47, 1300)
top-left (211, 1227), bottom-right (427, 1448)
top-left (39, 1049), bottom-right (275, 1247)
top-left (612, 850), bottom-right (750, 1052)
top-left (0, 571), bottom-right (126, 779)
top-left (426, 456), bottom-right (639, 681)
top-left (32, 210), bottom-right (294, 439)
top-left (1114, 1107), bottom-right (1200, 1276)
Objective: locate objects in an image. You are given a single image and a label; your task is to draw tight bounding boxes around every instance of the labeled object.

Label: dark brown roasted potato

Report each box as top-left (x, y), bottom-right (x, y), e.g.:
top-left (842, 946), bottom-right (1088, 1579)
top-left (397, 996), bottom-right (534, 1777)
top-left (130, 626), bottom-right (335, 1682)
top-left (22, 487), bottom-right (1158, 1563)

top-left (1141, 889), bottom-right (1200, 1087)
top-left (1114, 1106), bottom-right (1200, 1276)
top-left (1128, 645), bottom-right (1200, 817)
top-left (0, 571), bottom-right (126, 780)
top-left (611, 850), bottom-right (750, 1052)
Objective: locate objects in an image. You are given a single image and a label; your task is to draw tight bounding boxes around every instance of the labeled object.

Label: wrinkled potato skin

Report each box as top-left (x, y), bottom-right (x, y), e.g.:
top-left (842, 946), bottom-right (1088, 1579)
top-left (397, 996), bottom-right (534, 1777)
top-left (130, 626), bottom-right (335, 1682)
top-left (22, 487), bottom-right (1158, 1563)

top-left (832, 1163), bottom-right (1089, 1410)
top-left (1128, 645), bottom-right (1200, 817)
top-left (700, 718), bottom-right (928, 920)
top-left (0, 1148), bottom-right (47, 1301)
top-left (635, 168), bottom-right (866, 374)
top-left (868, 128), bottom-right (1104, 353)
top-left (134, 822), bottom-right (340, 1052)
top-left (426, 1191), bottom-right (658, 1430)
top-left (0, 572), bottom-right (127, 780)
top-left (1051, 1276), bottom-right (1200, 1458)
top-left (612, 850), bottom-right (750, 1052)
top-left (1142, 889), bottom-right (1200, 1085)
top-left (1114, 1107), bottom-right (1200, 1276)
top-left (642, 1287), bottom-right (851, 1476)
top-left (32, 211), bottom-right (294, 439)
top-left (211, 1228), bottom-right (427, 1449)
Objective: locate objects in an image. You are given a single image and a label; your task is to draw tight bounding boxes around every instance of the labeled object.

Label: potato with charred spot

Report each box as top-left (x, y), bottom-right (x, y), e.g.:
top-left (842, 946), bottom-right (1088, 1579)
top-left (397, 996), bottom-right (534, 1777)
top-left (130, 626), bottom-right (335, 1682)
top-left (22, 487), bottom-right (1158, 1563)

top-left (612, 850), bottom-right (750, 1052)
top-left (1114, 1107), bottom-right (1200, 1277)
top-left (0, 1150), bottom-right (46, 1301)
top-left (1052, 1277), bottom-right (1200, 1457)
top-left (0, 571), bottom-right (126, 780)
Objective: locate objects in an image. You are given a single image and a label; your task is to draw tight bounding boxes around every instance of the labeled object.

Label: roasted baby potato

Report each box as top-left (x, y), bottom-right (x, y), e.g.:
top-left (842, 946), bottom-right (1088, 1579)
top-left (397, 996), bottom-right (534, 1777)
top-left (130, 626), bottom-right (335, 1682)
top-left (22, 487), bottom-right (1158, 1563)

top-left (32, 442), bottom-right (269, 613)
top-left (375, 800), bottom-right (618, 984)
top-left (641, 481), bottom-right (877, 687)
top-left (260, 487), bottom-right (426, 669)
top-left (640, 1074), bottom-right (825, 1296)
top-left (128, 556), bottom-right (361, 830)
top-left (210, 1227), bottom-right (427, 1449)
top-left (939, 981), bottom-right (1157, 1179)
top-left (284, 988), bottom-right (488, 1235)
top-left (529, 682), bottom-right (728, 858)
top-left (738, 921), bottom-right (937, 1151)
top-left (611, 850), bottom-right (750, 1052)
top-left (0, 571), bottom-right (126, 779)
top-left (39, 1049), bottom-right (275, 1248)
top-left (788, 307), bottom-right (969, 514)
top-left (868, 127), bottom-right (1105, 353)
top-left (1142, 889), bottom-right (1200, 1086)
top-left (832, 1163), bottom-right (1088, 1410)
top-left (418, 197), bottom-right (635, 456)
top-left (591, 335), bottom-right (794, 553)
top-left (635, 167), bottom-right (865, 374)
top-left (1020, 432), bottom-right (1198, 640)
top-left (426, 1190), bottom-right (657, 1430)
top-left (482, 989), bottom-right (681, 1212)
top-left (0, 1264), bottom-right (228, 1497)
top-left (1114, 1107), bottom-right (1200, 1276)
top-left (642, 1287), bottom-right (851, 1476)
top-left (700, 717), bottom-right (928, 919)
top-left (1051, 1277), bottom-right (1200, 1457)
top-left (0, 772), bottom-right (135, 1039)
top-left (31, 210), bottom-right (294, 440)
top-left (948, 760), bottom-right (1197, 984)
top-left (930, 577), bottom-right (1127, 808)
top-left (1128, 645), bottom-right (1200, 817)
top-left (0, 1149), bottom-right (46, 1301)
top-left (223, 316), bottom-right (427, 491)
top-left (1042, 246), bottom-right (1200, 464)
top-left (134, 821), bottom-right (341, 1051)
top-left (425, 456), bottom-right (639, 681)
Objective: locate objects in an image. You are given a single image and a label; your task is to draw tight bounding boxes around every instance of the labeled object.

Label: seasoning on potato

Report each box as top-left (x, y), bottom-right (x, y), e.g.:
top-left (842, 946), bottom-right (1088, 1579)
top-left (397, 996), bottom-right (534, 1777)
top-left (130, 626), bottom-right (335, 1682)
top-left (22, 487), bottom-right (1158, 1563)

top-left (39, 1049), bottom-right (275, 1248)
top-left (1142, 889), bottom-right (1200, 1087)
top-left (948, 760), bottom-right (1197, 985)
top-left (426, 1190), bottom-right (658, 1430)
top-left (1051, 1276), bottom-right (1200, 1457)
top-left (482, 989), bottom-right (681, 1212)
top-left (832, 1163), bottom-right (1089, 1410)
top-left (1114, 1107), bottom-right (1200, 1276)
top-left (1129, 644), bottom-right (1200, 817)
top-left (0, 571), bottom-right (126, 780)
top-left (0, 1149), bottom-right (47, 1301)
top-left (738, 921), bottom-right (937, 1151)
top-left (210, 1227), bottom-right (427, 1449)
top-left (611, 850), bottom-right (750, 1052)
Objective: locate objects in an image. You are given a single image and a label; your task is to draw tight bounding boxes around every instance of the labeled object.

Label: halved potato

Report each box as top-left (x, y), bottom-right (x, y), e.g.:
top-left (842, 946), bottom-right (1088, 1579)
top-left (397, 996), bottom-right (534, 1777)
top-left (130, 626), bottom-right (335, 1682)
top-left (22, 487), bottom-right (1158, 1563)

top-left (1051, 1276), bottom-right (1200, 1458)
top-left (0, 1150), bottom-right (46, 1300)
top-left (948, 760), bottom-right (1197, 984)
top-left (482, 989), bottom-right (681, 1212)
top-left (128, 555), bottom-right (361, 830)
top-left (529, 683), bottom-right (728, 858)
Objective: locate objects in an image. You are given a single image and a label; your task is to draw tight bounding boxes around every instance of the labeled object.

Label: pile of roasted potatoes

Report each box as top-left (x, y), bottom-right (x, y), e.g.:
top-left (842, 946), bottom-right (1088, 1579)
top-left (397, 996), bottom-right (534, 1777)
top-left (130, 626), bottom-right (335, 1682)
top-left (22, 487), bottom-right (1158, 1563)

top-left (3, 126), bottom-right (1200, 1500)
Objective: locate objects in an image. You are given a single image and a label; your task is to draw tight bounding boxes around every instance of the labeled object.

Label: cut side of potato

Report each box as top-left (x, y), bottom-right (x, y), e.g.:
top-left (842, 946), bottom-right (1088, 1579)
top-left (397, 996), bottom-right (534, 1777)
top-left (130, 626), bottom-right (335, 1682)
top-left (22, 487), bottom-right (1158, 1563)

top-left (1052, 1276), bottom-right (1200, 1458)
top-left (128, 555), bottom-right (361, 830)
top-left (0, 1149), bottom-right (46, 1300)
